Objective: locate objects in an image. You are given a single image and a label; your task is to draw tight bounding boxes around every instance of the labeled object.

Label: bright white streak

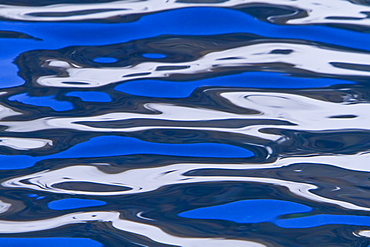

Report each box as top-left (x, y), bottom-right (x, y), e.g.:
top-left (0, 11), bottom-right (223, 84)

top-left (0, 210), bottom-right (265, 246)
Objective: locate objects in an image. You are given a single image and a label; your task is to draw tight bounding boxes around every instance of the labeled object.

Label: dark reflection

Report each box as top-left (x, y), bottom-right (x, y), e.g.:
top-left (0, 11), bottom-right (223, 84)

top-left (267, 130), bottom-right (370, 155)
top-left (78, 118), bottom-right (294, 129)
top-left (331, 62), bottom-right (370, 72)
top-left (236, 5), bottom-right (308, 25)
top-left (184, 162), bottom-right (370, 210)
top-left (53, 182), bottom-right (132, 192)
top-left (329, 115), bottom-right (357, 118)
top-left (270, 49), bottom-right (294, 54)
top-left (0, 31), bottom-right (42, 40)
top-left (28, 9), bottom-right (127, 18)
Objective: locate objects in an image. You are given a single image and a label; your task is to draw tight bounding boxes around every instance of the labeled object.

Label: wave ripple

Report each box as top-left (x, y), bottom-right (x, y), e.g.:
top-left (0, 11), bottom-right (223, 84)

top-left (0, 0), bottom-right (370, 246)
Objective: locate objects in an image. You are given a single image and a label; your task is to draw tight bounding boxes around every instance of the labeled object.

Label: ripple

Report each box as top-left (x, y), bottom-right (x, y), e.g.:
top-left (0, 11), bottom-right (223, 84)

top-left (0, 0), bottom-right (369, 30)
top-left (31, 41), bottom-right (370, 88)
top-left (0, 0), bottom-right (370, 245)
top-left (0, 210), bottom-right (265, 246)
top-left (4, 161), bottom-right (370, 212)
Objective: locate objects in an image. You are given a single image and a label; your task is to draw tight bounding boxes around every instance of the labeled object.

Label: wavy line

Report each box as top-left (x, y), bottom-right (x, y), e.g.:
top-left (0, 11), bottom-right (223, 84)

top-left (4, 160), bottom-right (370, 211)
top-left (2, 92), bottom-right (370, 144)
top-left (0, 0), bottom-right (369, 28)
top-left (0, 210), bottom-right (265, 246)
top-left (35, 42), bottom-right (370, 88)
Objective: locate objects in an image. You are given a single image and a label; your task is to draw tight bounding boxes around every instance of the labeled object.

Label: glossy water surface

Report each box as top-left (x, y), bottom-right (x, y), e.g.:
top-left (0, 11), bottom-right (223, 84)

top-left (1, 0), bottom-right (370, 246)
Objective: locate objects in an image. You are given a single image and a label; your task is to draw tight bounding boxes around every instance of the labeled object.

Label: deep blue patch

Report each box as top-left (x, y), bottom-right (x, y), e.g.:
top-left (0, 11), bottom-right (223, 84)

top-left (0, 61), bottom-right (25, 88)
top-left (142, 53), bottom-right (167, 59)
top-left (115, 72), bottom-right (354, 98)
top-left (277, 214), bottom-right (370, 228)
top-left (53, 136), bottom-right (254, 158)
top-left (180, 199), bottom-right (370, 228)
top-left (179, 199), bottom-right (312, 223)
top-left (0, 238), bottom-right (103, 247)
top-left (48, 198), bottom-right (106, 210)
top-left (0, 136), bottom-right (253, 170)
top-left (93, 57), bottom-right (118, 63)
top-left (0, 155), bottom-right (43, 170)
top-left (9, 93), bottom-right (73, 111)
top-left (0, 7), bottom-right (369, 62)
top-left (66, 91), bottom-right (111, 102)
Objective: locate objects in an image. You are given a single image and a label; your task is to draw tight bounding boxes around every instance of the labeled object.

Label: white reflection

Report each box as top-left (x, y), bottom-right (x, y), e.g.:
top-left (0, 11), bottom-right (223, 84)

top-left (0, 0), bottom-right (369, 28)
top-left (356, 230), bottom-right (370, 238)
top-left (221, 91), bottom-right (370, 132)
top-left (0, 200), bottom-right (11, 214)
top-left (0, 211), bottom-right (265, 246)
top-left (37, 42), bottom-right (370, 88)
top-left (0, 102), bottom-right (21, 120)
top-left (4, 161), bottom-right (370, 212)
top-left (1, 92), bottom-right (370, 144)
top-left (0, 137), bottom-right (52, 150)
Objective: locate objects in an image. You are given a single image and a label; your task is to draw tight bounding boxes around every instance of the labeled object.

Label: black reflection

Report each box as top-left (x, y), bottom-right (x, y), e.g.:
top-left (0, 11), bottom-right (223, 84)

top-left (53, 182), bottom-right (131, 192)
top-left (28, 8), bottom-right (127, 18)
top-left (330, 115), bottom-right (357, 118)
top-left (0, 31), bottom-right (42, 40)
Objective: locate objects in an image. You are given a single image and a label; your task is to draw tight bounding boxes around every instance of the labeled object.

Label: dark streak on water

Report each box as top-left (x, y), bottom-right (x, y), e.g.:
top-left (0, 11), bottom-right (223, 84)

top-left (1, 0), bottom-right (370, 246)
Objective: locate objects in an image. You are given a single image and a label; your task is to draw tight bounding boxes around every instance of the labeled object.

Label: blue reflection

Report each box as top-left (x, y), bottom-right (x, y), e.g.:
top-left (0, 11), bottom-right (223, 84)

top-left (115, 72), bottom-right (354, 98)
top-left (179, 199), bottom-right (312, 223)
top-left (0, 155), bottom-right (43, 170)
top-left (180, 199), bottom-right (370, 228)
top-left (0, 136), bottom-right (253, 170)
top-left (0, 238), bottom-right (103, 247)
top-left (142, 53), bottom-right (167, 59)
top-left (48, 198), bottom-right (106, 210)
top-left (93, 57), bottom-right (118, 63)
top-left (9, 93), bottom-right (73, 111)
top-left (0, 61), bottom-right (24, 88)
top-left (277, 214), bottom-right (370, 228)
top-left (54, 136), bottom-right (254, 158)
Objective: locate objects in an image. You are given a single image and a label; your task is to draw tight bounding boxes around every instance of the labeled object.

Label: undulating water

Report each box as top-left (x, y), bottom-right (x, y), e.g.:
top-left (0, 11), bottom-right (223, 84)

top-left (1, 0), bottom-right (370, 246)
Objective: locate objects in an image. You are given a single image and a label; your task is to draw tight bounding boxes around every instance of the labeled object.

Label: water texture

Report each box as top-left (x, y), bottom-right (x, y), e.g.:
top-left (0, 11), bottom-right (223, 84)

top-left (1, 0), bottom-right (370, 246)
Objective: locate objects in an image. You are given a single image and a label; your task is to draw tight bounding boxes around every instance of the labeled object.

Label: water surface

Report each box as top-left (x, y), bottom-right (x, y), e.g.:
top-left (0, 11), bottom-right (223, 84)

top-left (1, 0), bottom-right (370, 246)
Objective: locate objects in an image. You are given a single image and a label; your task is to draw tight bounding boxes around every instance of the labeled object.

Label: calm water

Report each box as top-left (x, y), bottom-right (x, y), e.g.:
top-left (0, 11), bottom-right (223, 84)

top-left (0, 0), bottom-right (370, 246)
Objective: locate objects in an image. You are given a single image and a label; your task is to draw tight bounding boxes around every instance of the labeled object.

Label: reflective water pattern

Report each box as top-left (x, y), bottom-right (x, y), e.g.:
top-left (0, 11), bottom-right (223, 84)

top-left (2, 0), bottom-right (370, 246)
